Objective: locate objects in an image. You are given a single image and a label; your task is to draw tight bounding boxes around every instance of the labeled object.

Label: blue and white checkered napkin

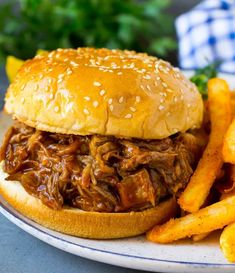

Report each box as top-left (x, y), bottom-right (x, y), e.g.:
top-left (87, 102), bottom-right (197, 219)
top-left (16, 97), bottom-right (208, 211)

top-left (175, 0), bottom-right (235, 73)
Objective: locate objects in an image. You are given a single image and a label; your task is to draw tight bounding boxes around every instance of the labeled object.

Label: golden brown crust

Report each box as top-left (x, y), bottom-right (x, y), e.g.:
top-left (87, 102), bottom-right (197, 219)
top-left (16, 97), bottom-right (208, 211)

top-left (5, 48), bottom-right (203, 139)
top-left (0, 163), bottom-right (177, 239)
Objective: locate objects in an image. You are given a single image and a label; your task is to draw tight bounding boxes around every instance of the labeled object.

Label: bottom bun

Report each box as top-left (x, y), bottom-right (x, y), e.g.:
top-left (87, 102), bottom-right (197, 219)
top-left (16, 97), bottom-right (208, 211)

top-left (0, 162), bottom-right (177, 239)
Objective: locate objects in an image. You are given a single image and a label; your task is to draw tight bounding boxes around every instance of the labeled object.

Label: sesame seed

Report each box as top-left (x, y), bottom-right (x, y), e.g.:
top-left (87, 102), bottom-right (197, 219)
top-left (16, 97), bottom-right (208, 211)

top-left (162, 82), bottom-right (167, 88)
top-left (39, 74), bottom-right (43, 79)
top-left (119, 96), bottom-right (124, 103)
top-left (84, 96), bottom-right (90, 101)
top-left (48, 52), bottom-right (54, 58)
top-left (146, 85), bottom-right (151, 91)
top-left (158, 105), bottom-right (164, 111)
top-left (94, 81), bottom-right (101, 87)
top-left (173, 128), bottom-right (178, 133)
top-left (109, 105), bottom-right (114, 111)
top-left (166, 88), bottom-right (173, 93)
top-left (20, 84), bottom-right (26, 90)
top-left (162, 67), bottom-right (169, 74)
top-left (130, 107), bottom-right (136, 112)
top-left (125, 114), bottom-right (132, 119)
top-left (143, 75), bottom-right (151, 80)
top-left (136, 96), bottom-right (141, 103)
top-left (93, 101), bottom-right (99, 108)
top-left (54, 106), bottom-right (59, 112)
top-left (117, 72), bottom-right (123, 75)
top-left (48, 79), bottom-right (52, 84)
top-left (49, 93), bottom-right (53, 99)
top-left (57, 78), bottom-right (63, 83)
top-left (100, 90), bottom-right (105, 96)
top-left (156, 76), bottom-right (160, 80)
top-left (108, 98), bottom-right (113, 105)
top-left (45, 86), bottom-right (50, 92)
top-left (160, 98), bottom-right (164, 103)
top-left (67, 70), bottom-right (72, 75)
top-left (173, 67), bottom-right (180, 72)
top-left (83, 108), bottom-right (89, 115)
top-left (187, 103), bottom-right (191, 108)
top-left (33, 85), bottom-right (38, 91)
top-left (90, 59), bottom-right (96, 66)
top-left (21, 98), bottom-right (25, 103)
top-left (70, 61), bottom-right (79, 67)
top-left (174, 97), bottom-right (178, 102)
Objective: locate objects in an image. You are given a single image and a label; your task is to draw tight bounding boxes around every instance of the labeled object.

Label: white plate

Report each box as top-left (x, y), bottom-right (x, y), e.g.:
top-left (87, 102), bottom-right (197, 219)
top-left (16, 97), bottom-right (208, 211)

top-left (1, 72), bottom-right (235, 273)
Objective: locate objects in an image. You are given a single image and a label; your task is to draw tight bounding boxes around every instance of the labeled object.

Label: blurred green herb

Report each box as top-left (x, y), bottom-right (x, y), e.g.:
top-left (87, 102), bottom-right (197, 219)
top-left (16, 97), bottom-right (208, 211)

top-left (190, 63), bottom-right (218, 98)
top-left (0, 0), bottom-right (176, 63)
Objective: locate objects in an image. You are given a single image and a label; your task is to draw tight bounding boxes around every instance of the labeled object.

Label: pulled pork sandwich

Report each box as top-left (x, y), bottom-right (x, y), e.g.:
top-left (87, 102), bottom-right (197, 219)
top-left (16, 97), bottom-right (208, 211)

top-left (0, 48), bottom-right (203, 238)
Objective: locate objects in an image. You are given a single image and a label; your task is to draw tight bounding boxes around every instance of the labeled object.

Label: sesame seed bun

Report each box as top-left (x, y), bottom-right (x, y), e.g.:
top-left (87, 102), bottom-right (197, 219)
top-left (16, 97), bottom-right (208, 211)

top-left (4, 48), bottom-right (203, 139)
top-left (0, 162), bottom-right (177, 239)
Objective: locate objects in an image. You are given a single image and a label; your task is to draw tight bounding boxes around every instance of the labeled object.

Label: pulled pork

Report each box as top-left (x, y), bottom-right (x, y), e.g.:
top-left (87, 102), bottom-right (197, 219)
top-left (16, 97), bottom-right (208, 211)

top-left (0, 122), bottom-right (202, 212)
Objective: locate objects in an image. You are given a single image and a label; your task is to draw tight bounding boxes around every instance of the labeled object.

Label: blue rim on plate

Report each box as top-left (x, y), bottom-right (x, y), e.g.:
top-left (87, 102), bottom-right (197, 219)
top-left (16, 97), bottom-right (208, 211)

top-left (0, 197), bottom-right (234, 270)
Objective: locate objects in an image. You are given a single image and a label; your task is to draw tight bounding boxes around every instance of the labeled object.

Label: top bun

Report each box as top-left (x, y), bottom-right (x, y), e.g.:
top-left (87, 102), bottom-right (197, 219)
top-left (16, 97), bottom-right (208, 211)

top-left (4, 48), bottom-right (203, 139)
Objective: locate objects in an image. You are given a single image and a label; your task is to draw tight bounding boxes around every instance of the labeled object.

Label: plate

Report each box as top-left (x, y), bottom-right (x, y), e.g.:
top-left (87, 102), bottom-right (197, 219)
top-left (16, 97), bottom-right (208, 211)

top-left (1, 72), bottom-right (235, 273)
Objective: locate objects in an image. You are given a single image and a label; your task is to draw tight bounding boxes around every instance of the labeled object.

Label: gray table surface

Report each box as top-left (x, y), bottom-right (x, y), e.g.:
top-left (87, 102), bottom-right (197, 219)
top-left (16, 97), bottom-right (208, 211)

top-left (0, 67), bottom-right (151, 273)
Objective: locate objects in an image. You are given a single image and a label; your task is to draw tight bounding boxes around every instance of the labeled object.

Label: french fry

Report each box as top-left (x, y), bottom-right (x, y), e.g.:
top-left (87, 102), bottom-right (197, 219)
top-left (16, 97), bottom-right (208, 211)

top-left (147, 195), bottom-right (235, 243)
top-left (192, 232), bottom-right (210, 242)
top-left (221, 187), bottom-right (235, 200)
top-left (231, 93), bottom-right (235, 117)
top-left (5, 56), bottom-right (24, 83)
top-left (220, 164), bottom-right (235, 200)
top-left (223, 118), bottom-right (235, 164)
top-left (178, 79), bottom-right (232, 213)
top-left (220, 222), bottom-right (235, 262)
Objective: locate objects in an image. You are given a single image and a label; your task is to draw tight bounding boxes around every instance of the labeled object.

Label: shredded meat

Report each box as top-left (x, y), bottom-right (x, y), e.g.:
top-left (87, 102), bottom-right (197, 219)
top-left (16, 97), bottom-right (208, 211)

top-left (0, 122), bottom-right (202, 212)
